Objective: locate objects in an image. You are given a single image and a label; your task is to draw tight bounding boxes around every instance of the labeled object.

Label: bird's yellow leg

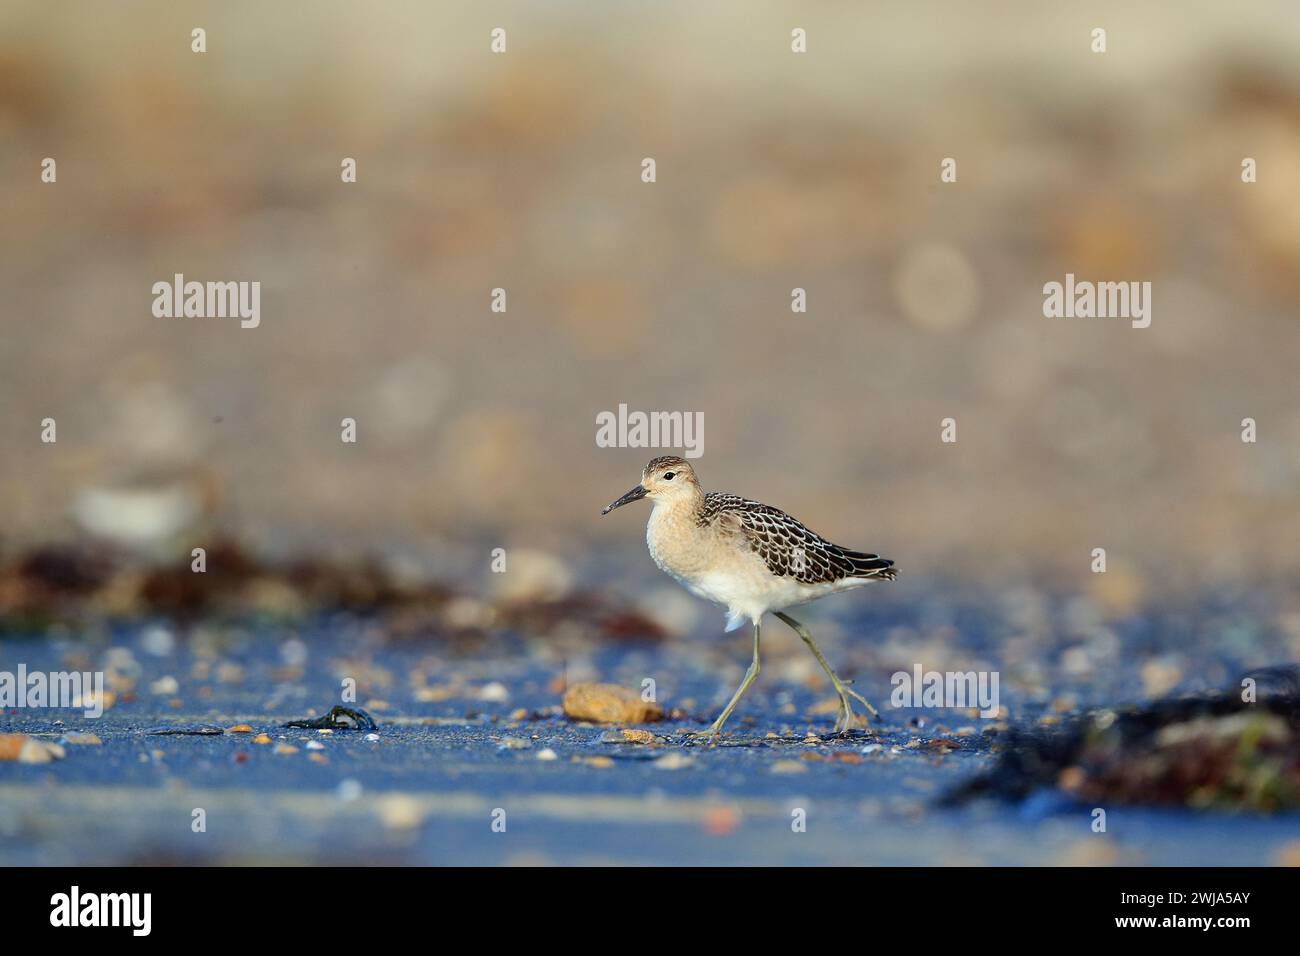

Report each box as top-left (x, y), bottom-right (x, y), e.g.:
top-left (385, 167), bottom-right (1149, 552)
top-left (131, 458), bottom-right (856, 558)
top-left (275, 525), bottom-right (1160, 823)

top-left (692, 620), bottom-right (761, 741)
top-left (775, 611), bottom-right (878, 733)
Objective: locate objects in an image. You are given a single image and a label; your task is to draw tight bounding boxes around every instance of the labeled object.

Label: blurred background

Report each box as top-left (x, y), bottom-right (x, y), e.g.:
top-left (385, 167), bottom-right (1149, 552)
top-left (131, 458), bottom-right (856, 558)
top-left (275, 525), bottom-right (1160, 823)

top-left (3, 0), bottom-right (1300, 591)
top-left (5, 1), bottom-right (1300, 867)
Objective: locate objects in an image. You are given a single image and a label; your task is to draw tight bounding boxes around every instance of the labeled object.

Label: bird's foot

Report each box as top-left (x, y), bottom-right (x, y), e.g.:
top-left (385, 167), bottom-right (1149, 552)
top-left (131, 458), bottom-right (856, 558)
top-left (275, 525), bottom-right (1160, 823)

top-left (683, 727), bottom-right (723, 746)
top-left (831, 679), bottom-right (878, 736)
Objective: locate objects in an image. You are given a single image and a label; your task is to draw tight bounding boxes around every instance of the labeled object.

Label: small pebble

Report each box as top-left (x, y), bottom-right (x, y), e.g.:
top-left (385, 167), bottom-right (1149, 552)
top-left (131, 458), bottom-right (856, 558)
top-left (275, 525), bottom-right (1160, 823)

top-left (703, 807), bottom-right (740, 836)
top-left (140, 625), bottom-right (176, 657)
top-left (652, 752), bottom-right (695, 770)
top-left (1273, 841), bottom-right (1300, 867)
top-left (536, 747), bottom-right (558, 761)
top-left (60, 733), bottom-right (103, 746)
top-left (562, 682), bottom-right (663, 724)
top-left (375, 795), bottom-right (424, 830)
top-left (280, 638), bottom-right (309, 668)
top-left (216, 662), bottom-right (245, 684)
top-left (150, 676), bottom-right (180, 695)
top-left (10, 737), bottom-right (65, 764)
top-left (336, 779), bottom-right (363, 802)
top-left (1058, 766), bottom-right (1086, 791)
top-left (771, 759), bottom-right (808, 774)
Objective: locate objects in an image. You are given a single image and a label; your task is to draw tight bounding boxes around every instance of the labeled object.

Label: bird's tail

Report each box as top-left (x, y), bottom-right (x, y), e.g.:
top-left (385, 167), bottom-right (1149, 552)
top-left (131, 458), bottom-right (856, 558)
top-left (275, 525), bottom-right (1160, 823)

top-left (846, 551), bottom-right (897, 581)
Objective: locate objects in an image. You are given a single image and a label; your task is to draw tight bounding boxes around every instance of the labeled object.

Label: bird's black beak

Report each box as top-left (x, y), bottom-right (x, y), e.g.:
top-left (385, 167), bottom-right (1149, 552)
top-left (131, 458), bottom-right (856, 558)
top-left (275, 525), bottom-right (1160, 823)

top-left (602, 484), bottom-right (647, 515)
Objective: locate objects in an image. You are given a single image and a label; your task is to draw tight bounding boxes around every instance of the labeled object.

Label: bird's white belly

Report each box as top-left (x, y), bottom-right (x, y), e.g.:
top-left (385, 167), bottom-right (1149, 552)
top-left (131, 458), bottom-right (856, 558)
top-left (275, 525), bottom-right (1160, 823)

top-left (660, 556), bottom-right (847, 628)
top-left (645, 504), bottom-right (860, 628)
top-left (673, 568), bottom-right (746, 607)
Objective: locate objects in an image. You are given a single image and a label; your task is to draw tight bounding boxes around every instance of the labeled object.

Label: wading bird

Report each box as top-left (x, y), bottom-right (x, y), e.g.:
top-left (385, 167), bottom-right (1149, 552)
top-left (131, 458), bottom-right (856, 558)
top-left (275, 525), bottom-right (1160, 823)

top-left (602, 456), bottom-right (895, 739)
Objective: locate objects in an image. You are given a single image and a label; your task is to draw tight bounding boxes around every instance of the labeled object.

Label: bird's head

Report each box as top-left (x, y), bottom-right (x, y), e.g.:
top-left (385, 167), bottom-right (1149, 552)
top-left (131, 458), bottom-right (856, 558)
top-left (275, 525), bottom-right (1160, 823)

top-left (602, 456), bottom-right (700, 515)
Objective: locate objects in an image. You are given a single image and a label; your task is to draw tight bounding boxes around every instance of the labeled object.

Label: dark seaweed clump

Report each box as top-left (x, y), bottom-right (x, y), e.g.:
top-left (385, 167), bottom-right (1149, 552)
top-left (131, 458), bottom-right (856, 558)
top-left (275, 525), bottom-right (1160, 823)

top-left (0, 538), bottom-right (667, 644)
top-left (945, 665), bottom-right (1300, 811)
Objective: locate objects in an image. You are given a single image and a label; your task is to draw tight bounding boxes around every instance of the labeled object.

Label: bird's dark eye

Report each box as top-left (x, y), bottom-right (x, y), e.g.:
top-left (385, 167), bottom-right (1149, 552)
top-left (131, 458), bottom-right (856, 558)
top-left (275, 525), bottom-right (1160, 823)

top-left (663, 472), bottom-right (676, 481)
